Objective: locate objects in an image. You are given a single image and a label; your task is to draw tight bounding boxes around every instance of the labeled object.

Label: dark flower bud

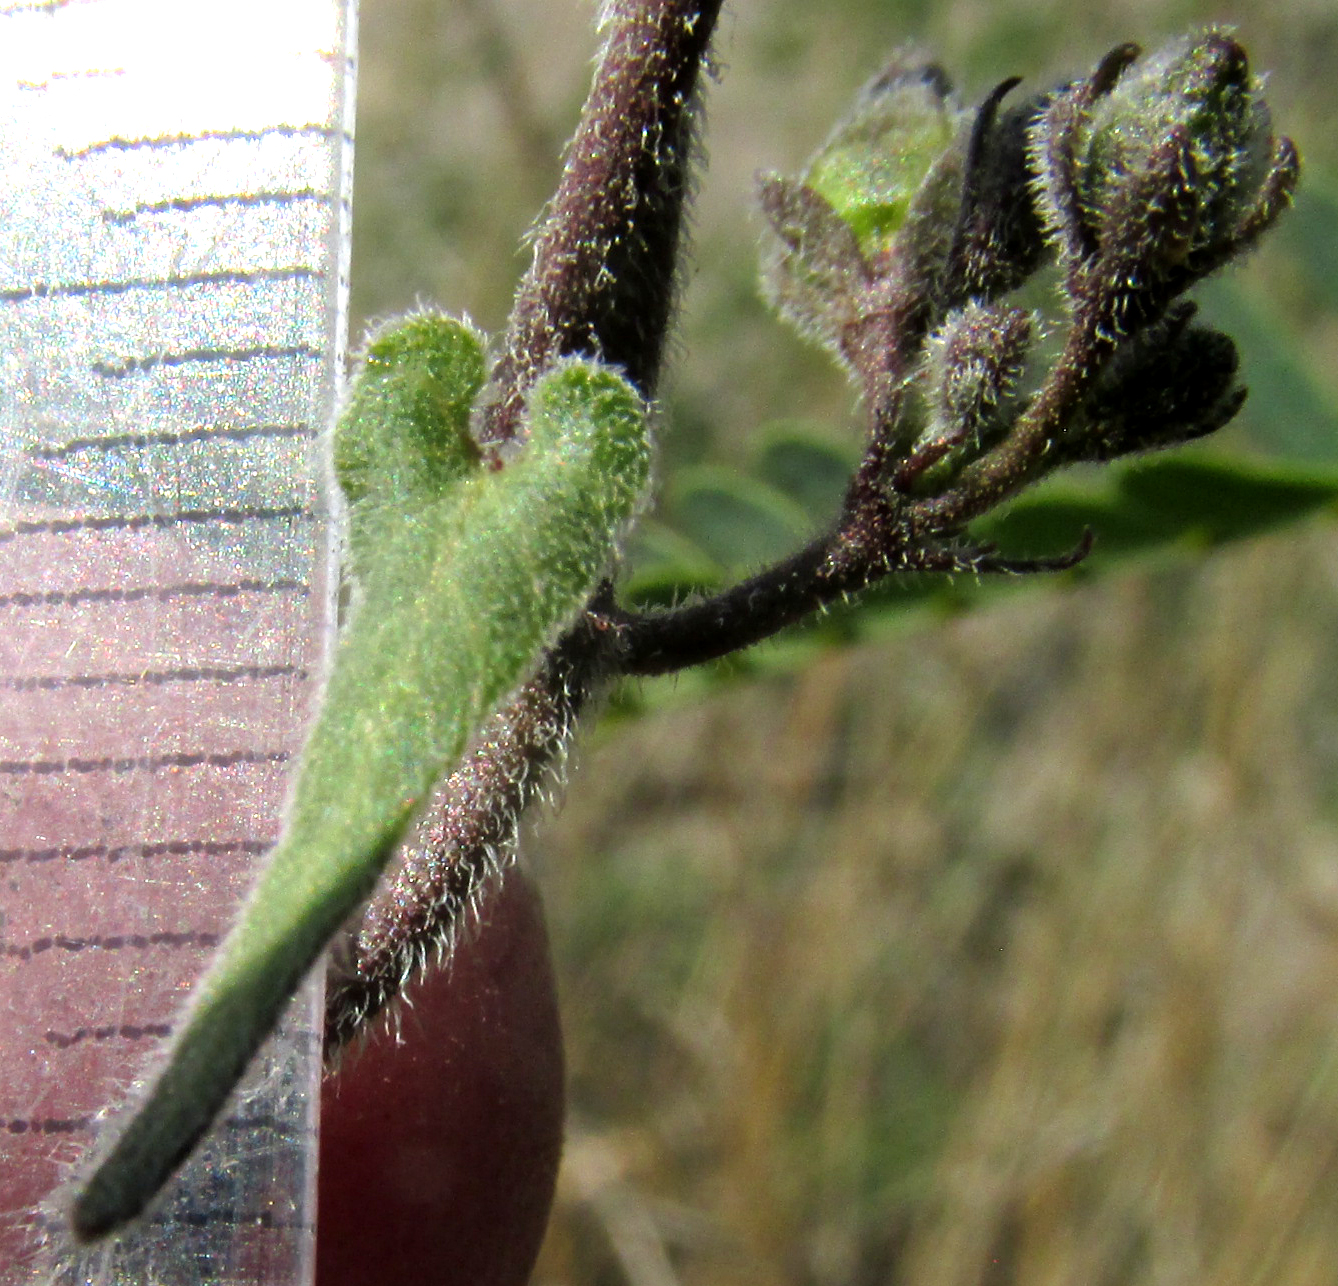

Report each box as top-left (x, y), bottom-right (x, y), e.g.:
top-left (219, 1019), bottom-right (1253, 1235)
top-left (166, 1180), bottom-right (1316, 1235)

top-left (1073, 304), bottom-right (1244, 460)
top-left (939, 82), bottom-right (1051, 307)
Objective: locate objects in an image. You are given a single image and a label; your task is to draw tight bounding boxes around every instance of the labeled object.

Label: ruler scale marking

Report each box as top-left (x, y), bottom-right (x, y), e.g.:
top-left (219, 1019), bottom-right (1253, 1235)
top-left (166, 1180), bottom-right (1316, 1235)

top-left (0, 266), bottom-right (322, 304)
top-left (0, 3), bottom-right (355, 1281)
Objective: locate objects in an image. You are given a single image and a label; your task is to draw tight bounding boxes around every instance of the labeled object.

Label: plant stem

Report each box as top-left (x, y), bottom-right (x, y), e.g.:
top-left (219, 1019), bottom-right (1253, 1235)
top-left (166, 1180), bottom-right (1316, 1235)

top-left (328, 0), bottom-right (724, 1054)
top-left (325, 622), bottom-right (612, 1053)
top-left (479, 0), bottom-right (721, 442)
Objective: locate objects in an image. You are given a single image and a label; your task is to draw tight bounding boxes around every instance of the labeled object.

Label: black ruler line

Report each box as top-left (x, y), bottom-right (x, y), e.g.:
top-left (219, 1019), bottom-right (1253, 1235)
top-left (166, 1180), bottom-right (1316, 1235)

top-left (2, 1116), bottom-right (93, 1135)
top-left (0, 748), bottom-right (290, 776)
top-left (93, 343), bottom-right (322, 379)
top-left (5, 930), bottom-right (220, 962)
top-left (44, 1023), bottom-right (174, 1049)
top-left (0, 838), bottom-right (272, 865)
top-left (101, 187), bottom-right (332, 224)
top-left (150, 1207), bottom-right (310, 1233)
top-left (31, 422), bottom-right (315, 459)
top-left (59, 123), bottom-right (347, 159)
top-left (221, 1113), bottom-right (314, 1141)
top-left (0, 265), bottom-right (319, 304)
top-left (0, 0), bottom-right (88, 14)
top-left (17, 67), bottom-right (123, 90)
top-left (0, 504), bottom-right (311, 544)
top-left (29, 1205), bottom-right (311, 1233)
top-left (0, 662), bottom-right (308, 692)
top-left (0, 578), bottom-right (310, 610)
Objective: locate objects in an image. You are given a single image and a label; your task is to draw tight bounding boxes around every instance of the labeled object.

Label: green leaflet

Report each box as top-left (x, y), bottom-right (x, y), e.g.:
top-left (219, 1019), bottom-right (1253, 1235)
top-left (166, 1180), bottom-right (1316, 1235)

top-left (72, 317), bottom-right (651, 1241)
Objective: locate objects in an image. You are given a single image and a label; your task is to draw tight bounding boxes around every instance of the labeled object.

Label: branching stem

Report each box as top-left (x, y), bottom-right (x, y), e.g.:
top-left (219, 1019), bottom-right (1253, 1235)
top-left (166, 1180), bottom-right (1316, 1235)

top-left (327, 10), bottom-right (1297, 1052)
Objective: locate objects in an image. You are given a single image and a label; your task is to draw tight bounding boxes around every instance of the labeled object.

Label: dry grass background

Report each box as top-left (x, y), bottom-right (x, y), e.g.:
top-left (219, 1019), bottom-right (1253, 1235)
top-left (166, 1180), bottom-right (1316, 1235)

top-left (350, 1), bottom-right (1338, 1282)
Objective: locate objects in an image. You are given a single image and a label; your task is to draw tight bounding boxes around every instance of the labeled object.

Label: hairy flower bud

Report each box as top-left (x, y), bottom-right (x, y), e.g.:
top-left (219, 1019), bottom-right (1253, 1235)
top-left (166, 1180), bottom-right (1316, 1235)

top-left (1075, 304), bottom-right (1244, 460)
top-left (758, 54), bottom-right (969, 365)
top-left (1080, 32), bottom-right (1280, 256)
top-left (1028, 31), bottom-right (1299, 329)
top-left (757, 172), bottom-right (871, 357)
top-left (920, 302), bottom-right (1033, 449)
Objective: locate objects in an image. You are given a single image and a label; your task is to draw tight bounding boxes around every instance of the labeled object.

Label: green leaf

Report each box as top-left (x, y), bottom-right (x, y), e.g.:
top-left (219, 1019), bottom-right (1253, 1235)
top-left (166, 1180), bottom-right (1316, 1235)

top-left (333, 312), bottom-right (487, 521)
top-left (1117, 455), bottom-right (1338, 535)
top-left (986, 455), bottom-right (1338, 566)
top-left (622, 519), bottom-right (725, 607)
top-left (72, 336), bottom-right (651, 1242)
top-left (1275, 172), bottom-right (1338, 315)
top-left (1197, 275), bottom-right (1338, 465)
top-left (752, 428), bottom-right (856, 522)
top-left (619, 430), bottom-right (856, 611)
top-left (665, 464), bottom-right (815, 573)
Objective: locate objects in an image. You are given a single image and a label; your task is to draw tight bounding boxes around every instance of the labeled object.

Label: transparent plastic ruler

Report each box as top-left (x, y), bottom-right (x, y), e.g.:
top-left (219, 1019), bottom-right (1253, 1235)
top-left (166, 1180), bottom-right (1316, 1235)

top-left (0, 2), bottom-right (355, 1282)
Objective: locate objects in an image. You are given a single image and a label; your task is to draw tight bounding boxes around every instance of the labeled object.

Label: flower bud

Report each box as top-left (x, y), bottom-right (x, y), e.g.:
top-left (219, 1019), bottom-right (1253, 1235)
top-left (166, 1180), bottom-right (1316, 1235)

top-left (919, 302), bottom-right (1033, 448)
top-left (1079, 32), bottom-right (1278, 255)
top-left (940, 82), bottom-right (1050, 306)
top-left (801, 54), bottom-right (965, 259)
top-left (757, 172), bottom-right (871, 356)
top-left (758, 54), bottom-right (969, 360)
top-left (1075, 304), bottom-right (1243, 460)
top-left (1029, 30), bottom-right (1299, 316)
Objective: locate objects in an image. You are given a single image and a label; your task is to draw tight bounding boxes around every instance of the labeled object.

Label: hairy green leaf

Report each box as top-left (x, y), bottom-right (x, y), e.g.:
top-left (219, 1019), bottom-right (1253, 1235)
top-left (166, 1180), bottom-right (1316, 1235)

top-left (72, 327), bottom-right (651, 1241)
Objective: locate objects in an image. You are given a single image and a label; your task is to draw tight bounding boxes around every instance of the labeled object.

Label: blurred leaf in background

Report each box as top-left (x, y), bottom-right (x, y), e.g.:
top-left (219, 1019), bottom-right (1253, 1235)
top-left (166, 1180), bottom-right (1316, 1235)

top-left (351, 1), bottom-right (1338, 1283)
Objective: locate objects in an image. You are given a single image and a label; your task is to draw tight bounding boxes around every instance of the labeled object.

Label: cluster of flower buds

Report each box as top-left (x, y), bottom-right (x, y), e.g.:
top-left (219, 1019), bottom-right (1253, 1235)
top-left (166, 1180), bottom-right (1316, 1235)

top-left (759, 30), bottom-right (1299, 533)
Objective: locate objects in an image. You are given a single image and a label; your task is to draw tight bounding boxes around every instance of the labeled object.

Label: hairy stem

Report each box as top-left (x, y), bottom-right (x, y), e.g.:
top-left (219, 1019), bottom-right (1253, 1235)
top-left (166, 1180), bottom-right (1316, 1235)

top-left (327, 0), bottom-right (724, 1055)
top-left (478, 0), bottom-right (720, 443)
top-left (324, 623), bottom-right (612, 1054)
